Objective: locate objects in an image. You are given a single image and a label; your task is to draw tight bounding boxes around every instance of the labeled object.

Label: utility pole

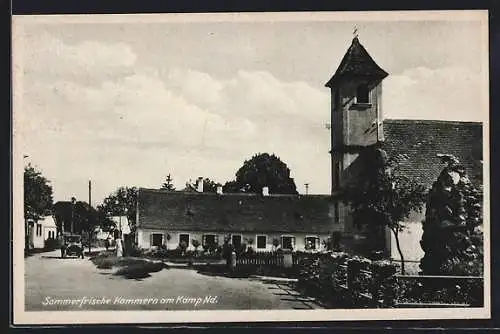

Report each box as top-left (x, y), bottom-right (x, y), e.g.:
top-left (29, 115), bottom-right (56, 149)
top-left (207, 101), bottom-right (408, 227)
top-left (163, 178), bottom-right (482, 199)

top-left (88, 180), bottom-right (92, 253)
top-left (304, 183), bottom-right (309, 195)
top-left (70, 197), bottom-right (76, 234)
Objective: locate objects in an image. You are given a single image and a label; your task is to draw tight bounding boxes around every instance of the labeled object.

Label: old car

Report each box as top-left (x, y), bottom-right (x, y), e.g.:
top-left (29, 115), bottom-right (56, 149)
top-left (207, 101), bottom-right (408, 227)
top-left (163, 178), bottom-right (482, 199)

top-left (60, 234), bottom-right (84, 259)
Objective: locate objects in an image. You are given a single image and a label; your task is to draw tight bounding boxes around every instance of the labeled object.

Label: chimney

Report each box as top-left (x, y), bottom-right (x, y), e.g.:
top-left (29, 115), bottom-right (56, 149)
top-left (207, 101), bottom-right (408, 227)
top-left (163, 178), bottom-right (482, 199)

top-left (262, 186), bottom-right (269, 196)
top-left (197, 177), bottom-right (204, 192)
top-left (216, 185), bottom-right (223, 195)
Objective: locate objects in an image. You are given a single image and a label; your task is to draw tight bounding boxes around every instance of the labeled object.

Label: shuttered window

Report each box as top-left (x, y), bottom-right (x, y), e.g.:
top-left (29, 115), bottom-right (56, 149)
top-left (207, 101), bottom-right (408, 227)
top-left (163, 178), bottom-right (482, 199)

top-left (151, 233), bottom-right (163, 247)
top-left (356, 84), bottom-right (370, 104)
top-left (179, 234), bottom-right (189, 247)
top-left (305, 236), bottom-right (320, 250)
top-left (281, 236), bottom-right (295, 250)
top-left (256, 235), bottom-right (267, 249)
top-left (202, 234), bottom-right (218, 246)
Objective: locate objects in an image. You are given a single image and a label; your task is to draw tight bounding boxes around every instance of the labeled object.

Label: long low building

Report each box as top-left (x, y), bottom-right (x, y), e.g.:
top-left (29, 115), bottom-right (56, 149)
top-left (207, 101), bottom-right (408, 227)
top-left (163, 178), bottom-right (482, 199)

top-left (135, 187), bottom-right (345, 252)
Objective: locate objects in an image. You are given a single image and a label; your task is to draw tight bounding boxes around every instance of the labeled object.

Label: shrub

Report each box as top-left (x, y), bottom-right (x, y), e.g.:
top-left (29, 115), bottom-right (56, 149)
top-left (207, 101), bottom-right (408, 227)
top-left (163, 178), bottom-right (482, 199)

top-left (272, 238), bottom-right (280, 250)
top-left (236, 243), bottom-right (247, 255)
top-left (191, 239), bottom-right (200, 255)
top-left (178, 241), bottom-right (188, 255)
top-left (246, 246), bottom-right (255, 256)
top-left (114, 261), bottom-right (165, 279)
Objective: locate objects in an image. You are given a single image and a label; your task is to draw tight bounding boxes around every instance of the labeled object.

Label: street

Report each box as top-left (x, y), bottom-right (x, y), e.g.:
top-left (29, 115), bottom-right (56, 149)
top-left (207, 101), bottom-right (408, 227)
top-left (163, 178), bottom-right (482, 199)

top-left (24, 249), bottom-right (325, 311)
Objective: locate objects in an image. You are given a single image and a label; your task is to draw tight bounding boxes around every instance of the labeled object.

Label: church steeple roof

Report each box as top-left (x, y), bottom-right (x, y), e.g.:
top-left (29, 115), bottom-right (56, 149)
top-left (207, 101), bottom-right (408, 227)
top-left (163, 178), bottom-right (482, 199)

top-left (325, 36), bottom-right (388, 88)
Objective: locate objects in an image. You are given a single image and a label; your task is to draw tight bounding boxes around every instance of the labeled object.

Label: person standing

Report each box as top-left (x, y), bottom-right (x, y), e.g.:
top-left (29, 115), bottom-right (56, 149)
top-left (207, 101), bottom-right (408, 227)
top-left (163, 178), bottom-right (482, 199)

top-left (116, 237), bottom-right (123, 257)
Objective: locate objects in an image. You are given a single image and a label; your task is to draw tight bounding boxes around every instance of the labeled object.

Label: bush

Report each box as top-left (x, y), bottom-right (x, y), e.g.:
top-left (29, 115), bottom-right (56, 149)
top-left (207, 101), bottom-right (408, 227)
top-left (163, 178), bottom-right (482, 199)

top-left (191, 239), bottom-right (201, 255)
top-left (114, 261), bottom-right (165, 279)
top-left (396, 276), bottom-right (483, 306)
top-left (178, 241), bottom-right (188, 254)
top-left (89, 252), bottom-right (166, 278)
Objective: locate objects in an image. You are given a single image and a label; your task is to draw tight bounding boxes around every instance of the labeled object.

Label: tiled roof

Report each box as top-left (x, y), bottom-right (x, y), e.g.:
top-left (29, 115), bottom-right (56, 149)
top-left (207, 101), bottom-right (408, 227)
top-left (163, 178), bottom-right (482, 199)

top-left (326, 37), bottom-right (389, 87)
top-left (137, 189), bottom-right (339, 234)
top-left (381, 119), bottom-right (483, 188)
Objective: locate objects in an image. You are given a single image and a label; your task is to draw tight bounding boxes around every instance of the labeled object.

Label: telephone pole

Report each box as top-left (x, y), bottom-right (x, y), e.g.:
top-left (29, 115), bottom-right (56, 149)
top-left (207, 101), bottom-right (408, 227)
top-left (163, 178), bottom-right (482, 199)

top-left (88, 180), bottom-right (92, 253)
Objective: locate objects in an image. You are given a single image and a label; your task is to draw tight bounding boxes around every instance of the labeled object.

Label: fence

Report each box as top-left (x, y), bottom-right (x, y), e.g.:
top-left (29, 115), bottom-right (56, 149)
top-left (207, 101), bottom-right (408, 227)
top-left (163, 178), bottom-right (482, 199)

top-left (295, 252), bottom-right (484, 308)
top-left (237, 252), bottom-right (284, 267)
top-left (235, 251), bottom-right (310, 268)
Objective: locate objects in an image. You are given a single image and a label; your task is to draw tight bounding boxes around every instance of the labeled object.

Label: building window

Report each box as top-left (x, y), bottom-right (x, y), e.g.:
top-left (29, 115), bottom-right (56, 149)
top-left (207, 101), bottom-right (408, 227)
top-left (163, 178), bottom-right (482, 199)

top-left (202, 234), bottom-right (218, 247)
top-left (305, 236), bottom-right (320, 250)
top-left (256, 235), bottom-right (267, 249)
top-left (281, 236), bottom-right (295, 250)
top-left (179, 233), bottom-right (189, 247)
top-left (356, 84), bottom-right (370, 104)
top-left (231, 234), bottom-right (242, 248)
top-left (36, 224), bottom-right (42, 236)
top-left (151, 233), bottom-right (163, 247)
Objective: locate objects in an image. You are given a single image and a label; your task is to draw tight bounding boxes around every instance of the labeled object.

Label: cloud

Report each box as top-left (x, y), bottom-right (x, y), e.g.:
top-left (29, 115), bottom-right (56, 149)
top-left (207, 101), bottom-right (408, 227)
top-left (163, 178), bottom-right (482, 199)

top-left (18, 36), bottom-right (332, 202)
top-left (19, 33), bottom-right (484, 205)
top-left (22, 32), bottom-right (137, 83)
top-left (383, 66), bottom-right (483, 122)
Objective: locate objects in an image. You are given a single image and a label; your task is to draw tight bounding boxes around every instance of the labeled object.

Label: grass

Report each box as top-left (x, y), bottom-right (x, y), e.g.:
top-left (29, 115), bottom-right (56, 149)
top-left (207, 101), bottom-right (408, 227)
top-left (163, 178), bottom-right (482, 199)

top-left (89, 251), bottom-right (167, 279)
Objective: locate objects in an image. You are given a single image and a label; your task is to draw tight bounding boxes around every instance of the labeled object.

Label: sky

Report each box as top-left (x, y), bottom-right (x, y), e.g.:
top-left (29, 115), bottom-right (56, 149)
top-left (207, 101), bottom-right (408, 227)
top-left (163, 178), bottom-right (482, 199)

top-left (13, 12), bottom-right (489, 205)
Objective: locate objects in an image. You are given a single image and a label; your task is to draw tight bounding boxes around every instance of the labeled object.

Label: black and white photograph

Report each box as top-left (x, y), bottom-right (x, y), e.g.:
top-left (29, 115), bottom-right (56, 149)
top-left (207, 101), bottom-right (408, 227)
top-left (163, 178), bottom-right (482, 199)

top-left (12, 10), bottom-right (490, 324)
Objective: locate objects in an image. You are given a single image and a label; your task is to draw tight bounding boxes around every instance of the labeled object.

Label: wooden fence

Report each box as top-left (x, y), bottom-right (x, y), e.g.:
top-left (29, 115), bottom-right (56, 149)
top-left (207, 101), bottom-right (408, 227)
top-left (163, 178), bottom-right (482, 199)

top-left (235, 251), bottom-right (309, 267)
top-left (237, 252), bottom-right (284, 267)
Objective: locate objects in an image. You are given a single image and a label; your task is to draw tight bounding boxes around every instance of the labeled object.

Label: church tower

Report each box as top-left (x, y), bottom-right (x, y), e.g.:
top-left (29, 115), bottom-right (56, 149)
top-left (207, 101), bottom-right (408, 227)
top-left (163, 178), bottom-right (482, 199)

top-left (325, 36), bottom-right (389, 194)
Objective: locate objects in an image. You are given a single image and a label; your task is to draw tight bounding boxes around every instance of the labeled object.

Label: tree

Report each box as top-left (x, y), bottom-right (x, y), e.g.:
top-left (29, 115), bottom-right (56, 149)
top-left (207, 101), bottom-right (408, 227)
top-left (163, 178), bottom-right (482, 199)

top-left (97, 187), bottom-right (138, 231)
top-left (24, 163), bottom-right (53, 221)
top-left (224, 153), bottom-right (298, 194)
top-left (342, 147), bottom-right (427, 274)
top-left (53, 199), bottom-right (98, 252)
top-left (183, 177), bottom-right (221, 193)
top-left (419, 154), bottom-right (483, 276)
top-left (73, 201), bottom-right (99, 253)
top-left (161, 174), bottom-right (176, 191)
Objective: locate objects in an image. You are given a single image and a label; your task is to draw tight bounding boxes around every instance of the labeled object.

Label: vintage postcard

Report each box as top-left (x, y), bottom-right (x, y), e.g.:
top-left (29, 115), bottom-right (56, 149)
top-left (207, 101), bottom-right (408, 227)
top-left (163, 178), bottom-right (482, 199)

top-left (12, 10), bottom-right (490, 324)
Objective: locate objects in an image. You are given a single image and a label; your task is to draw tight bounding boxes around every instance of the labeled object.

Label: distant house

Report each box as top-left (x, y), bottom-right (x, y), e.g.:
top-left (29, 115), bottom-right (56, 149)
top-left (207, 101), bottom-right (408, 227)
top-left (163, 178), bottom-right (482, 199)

top-left (135, 187), bottom-right (342, 252)
top-left (94, 226), bottom-right (113, 240)
top-left (26, 216), bottom-right (57, 249)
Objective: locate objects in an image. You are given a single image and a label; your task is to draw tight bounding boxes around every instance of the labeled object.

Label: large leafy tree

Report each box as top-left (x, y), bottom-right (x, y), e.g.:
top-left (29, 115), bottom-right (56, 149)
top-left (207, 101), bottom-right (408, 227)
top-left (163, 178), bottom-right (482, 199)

top-left (420, 155), bottom-right (483, 276)
top-left (97, 186), bottom-right (138, 231)
top-left (24, 163), bottom-right (53, 221)
top-left (342, 147), bottom-right (427, 274)
top-left (53, 199), bottom-right (100, 251)
top-left (72, 201), bottom-right (99, 252)
top-left (223, 153), bottom-right (298, 194)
